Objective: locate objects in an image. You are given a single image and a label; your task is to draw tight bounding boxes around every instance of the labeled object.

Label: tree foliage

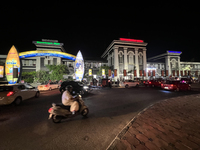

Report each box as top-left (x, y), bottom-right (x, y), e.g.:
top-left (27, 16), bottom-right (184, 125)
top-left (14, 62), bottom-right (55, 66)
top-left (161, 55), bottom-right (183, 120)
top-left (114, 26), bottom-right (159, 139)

top-left (21, 71), bottom-right (36, 83)
top-left (35, 70), bottom-right (50, 84)
top-left (46, 64), bottom-right (69, 81)
top-left (97, 65), bottom-right (110, 76)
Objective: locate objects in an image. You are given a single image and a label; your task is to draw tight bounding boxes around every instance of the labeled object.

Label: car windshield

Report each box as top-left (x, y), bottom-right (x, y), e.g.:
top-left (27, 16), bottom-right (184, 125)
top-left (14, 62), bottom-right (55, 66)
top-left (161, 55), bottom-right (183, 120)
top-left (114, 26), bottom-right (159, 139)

top-left (0, 86), bottom-right (13, 92)
top-left (25, 84), bottom-right (34, 89)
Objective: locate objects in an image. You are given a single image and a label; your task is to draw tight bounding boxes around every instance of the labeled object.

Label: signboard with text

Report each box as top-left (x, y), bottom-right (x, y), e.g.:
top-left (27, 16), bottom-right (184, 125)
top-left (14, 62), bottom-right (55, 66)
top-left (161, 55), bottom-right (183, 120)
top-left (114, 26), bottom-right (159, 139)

top-left (5, 45), bottom-right (20, 84)
top-left (0, 66), bottom-right (4, 78)
top-left (74, 51), bottom-right (84, 81)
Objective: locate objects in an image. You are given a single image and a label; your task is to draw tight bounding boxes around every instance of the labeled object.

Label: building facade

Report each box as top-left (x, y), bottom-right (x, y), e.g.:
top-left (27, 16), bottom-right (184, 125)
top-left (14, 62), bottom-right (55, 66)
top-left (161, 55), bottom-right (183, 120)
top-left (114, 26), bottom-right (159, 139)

top-left (1, 38), bottom-right (200, 82)
top-left (101, 38), bottom-right (148, 80)
top-left (101, 38), bottom-right (200, 81)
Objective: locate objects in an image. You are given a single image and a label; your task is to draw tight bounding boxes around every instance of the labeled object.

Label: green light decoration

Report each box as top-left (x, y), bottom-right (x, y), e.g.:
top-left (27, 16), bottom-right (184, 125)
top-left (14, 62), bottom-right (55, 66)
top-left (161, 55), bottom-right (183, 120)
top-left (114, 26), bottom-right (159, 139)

top-left (36, 41), bottom-right (60, 45)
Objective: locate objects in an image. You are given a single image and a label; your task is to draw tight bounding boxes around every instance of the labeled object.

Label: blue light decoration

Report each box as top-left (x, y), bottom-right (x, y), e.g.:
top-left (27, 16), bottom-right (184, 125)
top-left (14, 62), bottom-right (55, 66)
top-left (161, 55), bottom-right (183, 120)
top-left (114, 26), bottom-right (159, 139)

top-left (167, 51), bottom-right (182, 54)
top-left (19, 50), bottom-right (76, 61)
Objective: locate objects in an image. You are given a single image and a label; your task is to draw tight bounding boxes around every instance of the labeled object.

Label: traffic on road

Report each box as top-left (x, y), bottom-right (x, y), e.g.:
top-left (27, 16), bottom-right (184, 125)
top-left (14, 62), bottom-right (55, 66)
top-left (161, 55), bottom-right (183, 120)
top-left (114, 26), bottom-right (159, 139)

top-left (0, 80), bottom-right (200, 149)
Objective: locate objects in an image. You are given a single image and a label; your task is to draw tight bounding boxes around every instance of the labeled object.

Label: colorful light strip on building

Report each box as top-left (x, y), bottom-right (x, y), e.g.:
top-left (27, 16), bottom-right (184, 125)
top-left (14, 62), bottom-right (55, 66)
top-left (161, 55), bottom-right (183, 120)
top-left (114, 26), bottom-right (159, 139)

top-left (120, 38), bottom-right (144, 43)
top-left (36, 41), bottom-right (61, 45)
top-left (19, 50), bottom-right (76, 61)
top-left (168, 51), bottom-right (182, 54)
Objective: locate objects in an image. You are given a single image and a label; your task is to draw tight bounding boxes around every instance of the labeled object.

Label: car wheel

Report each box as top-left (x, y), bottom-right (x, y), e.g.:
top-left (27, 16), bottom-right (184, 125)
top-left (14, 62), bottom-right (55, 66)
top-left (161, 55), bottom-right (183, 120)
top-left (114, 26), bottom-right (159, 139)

top-left (136, 84), bottom-right (139, 87)
top-left (188, 86), bottom-right (191, 91)
top-left (176, 87), bottom-right (180, 92)
top-left (14, 97), bottom-right (22, 105)
top-left (49, 87), bottom-right (52, 91)
top-left (52, 115), bottom-right (62, 123)
top-left (81, 108), bottom-right (89, 117)
top-left (35, 91), bottom-right (40, 98)
top-left (125, 84), bottom-right (129, 88)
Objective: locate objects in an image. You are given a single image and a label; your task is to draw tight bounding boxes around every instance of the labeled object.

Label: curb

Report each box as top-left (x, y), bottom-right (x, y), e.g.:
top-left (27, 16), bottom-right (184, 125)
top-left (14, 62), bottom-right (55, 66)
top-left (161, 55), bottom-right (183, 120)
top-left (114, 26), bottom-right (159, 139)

top-left (106, 94), bottom-right (200, 150)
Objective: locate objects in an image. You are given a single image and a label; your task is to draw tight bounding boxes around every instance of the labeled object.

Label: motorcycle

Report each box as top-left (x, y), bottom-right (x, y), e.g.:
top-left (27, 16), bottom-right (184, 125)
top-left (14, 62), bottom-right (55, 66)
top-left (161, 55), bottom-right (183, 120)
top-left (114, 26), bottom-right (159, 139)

top-left (48, 94), bottom-right (89, 123)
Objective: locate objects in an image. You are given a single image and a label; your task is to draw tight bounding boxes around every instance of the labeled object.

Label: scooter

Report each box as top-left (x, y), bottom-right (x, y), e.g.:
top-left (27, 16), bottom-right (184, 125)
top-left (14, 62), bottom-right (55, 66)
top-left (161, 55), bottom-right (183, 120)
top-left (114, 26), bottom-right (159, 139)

top-left (48, 94), bottom-right (89, 123)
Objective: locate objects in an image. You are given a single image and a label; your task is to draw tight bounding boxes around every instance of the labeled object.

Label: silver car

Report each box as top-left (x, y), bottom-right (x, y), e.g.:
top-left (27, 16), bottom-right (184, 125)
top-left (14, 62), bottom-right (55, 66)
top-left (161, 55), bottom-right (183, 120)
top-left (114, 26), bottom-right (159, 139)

top-left (0, 83), bottom-right (40, 105)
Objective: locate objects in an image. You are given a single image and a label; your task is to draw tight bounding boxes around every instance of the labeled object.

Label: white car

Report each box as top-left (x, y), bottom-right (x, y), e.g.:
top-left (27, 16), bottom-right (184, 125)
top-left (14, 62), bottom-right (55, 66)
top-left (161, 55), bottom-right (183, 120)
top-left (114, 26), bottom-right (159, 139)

top-left (0, 83), bottom-right (40, 105)
top-left (37, 82), bottom-right (59, 91)
top-left (123, 80), bottom-right (140, 88)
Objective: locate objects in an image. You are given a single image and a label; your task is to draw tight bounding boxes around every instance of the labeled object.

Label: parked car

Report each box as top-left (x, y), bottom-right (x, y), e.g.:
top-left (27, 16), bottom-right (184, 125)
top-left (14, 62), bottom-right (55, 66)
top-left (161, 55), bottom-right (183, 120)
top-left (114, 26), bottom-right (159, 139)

top-left (37, 82), bottom-right (59, 91)
top-left (152, 79), bottom-right (164, 87)
top-left (143, 80), bottom-right (153, 87)
top-left (123, 80), bottom-right (140, 88)
top-left (161, 80), bottom-right (191, 91)
top-left (180, 77), bottom-right (193, 84)
top-left (0, 83), bottom-right (40, 105)
top-left (59, 81), bottom-right (90, 95)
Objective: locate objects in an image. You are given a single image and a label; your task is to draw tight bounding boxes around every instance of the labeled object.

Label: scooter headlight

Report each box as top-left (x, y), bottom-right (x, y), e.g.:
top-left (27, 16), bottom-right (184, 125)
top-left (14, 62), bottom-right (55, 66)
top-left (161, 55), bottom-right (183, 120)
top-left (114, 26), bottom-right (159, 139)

top-left (83, 86), bottom-right (89, 89)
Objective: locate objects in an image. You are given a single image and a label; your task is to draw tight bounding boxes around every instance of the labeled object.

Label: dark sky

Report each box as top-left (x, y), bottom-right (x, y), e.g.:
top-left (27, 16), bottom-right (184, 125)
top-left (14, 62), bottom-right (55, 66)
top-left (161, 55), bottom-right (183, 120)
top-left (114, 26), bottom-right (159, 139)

top-left (0, 2), bottom-right (199, 61)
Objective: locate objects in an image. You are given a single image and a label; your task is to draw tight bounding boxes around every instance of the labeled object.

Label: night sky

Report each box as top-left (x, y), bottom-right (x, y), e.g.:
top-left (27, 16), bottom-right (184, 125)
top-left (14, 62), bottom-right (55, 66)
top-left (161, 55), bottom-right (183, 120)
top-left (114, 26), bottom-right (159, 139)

top-left (0, 2), bottom-right (199, 61)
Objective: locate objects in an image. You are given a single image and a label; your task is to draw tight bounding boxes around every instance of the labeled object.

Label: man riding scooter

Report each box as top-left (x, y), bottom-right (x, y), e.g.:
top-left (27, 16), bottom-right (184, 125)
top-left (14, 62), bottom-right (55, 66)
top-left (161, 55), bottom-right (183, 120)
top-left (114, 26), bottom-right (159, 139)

top-left (62, 85), bottom-right (79, 115)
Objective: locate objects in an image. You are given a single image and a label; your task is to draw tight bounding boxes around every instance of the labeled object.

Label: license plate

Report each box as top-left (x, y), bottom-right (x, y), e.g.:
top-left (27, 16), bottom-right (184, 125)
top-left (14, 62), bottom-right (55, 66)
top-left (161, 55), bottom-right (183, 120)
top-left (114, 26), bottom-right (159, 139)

top-left (48, 114), bottom-right (52, 119)
top-left (164, 87), bottom-right (168, 89)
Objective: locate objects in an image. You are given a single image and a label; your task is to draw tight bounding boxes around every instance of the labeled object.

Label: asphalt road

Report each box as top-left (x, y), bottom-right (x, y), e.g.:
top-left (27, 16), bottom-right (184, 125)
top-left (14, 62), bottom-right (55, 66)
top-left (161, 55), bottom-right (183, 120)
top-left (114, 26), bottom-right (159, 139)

top-left (0, 86), bottom-right (200, 150)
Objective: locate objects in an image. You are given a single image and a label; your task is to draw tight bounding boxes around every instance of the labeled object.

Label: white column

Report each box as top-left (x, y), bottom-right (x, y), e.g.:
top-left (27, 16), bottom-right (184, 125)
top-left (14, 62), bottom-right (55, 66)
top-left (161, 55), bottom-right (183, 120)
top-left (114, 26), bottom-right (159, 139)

top-left (135, 48), bottom-right (139, 78)
top-left (36, 57), bottom-right (41, 71)
top-left (165, 56), bottom-right (170, 77)
top-left (178, 56), bottom-right (180, 77)
top-left (124, 47), bottom-right (128, 70)
top-left (114, 47), bottom-right (119, 80)
top-left (168, 57), bottom-right (171, 76)
top-left (143, 48), bottom-right (147, 78)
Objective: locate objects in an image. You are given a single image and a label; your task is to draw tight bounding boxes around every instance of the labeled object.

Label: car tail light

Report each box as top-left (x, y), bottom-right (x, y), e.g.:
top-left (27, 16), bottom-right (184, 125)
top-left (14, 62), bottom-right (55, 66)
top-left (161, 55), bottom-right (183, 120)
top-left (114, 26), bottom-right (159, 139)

top-left (48, 108), bottom-right (53, 113)
top-left (7, 91), bottom-right (15, 96)
top-left (45, 85), bottom-right (48, 87)
top-left (171, 84), bottom-right (174, 87)
top-left (161, 84), bottom-right (163, 87)
top-left (149, 82), bottom-right (151, 84)
top-left (143, 81), bottom-right (145, 83)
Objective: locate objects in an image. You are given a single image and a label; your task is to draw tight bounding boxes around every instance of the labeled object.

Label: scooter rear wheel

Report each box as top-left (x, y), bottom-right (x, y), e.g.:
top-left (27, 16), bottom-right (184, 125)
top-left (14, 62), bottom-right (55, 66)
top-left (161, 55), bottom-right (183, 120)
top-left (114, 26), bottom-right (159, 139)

top-left (52, 115), bottom-right (62, 123)
top-left (81, 108), bottom-right (89, 117)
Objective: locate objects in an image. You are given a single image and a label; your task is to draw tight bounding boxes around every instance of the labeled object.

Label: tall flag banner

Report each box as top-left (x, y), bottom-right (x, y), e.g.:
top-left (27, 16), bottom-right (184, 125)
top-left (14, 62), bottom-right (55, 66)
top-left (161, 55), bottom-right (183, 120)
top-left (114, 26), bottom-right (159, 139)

top-left (74, 51), bottom-right (84, 81)
top-left (102, 69), bottom-right (105, 76)
top-left (89, 69), bottom-right (92, 76)
top-left (0, 66), bottom-right (4, 78)
top-left (108, 69), bottom-right (111, 76)
top-left (123, 69), bottom-right (126, 76)
top-left (5, 45), bottom-right (21, 84)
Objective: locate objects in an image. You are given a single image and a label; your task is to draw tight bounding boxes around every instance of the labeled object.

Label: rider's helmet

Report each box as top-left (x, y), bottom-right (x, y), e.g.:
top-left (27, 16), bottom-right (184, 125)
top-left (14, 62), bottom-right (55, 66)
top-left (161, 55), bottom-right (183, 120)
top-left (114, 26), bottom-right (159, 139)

top-left (65, 85), bottom-right (73, 92)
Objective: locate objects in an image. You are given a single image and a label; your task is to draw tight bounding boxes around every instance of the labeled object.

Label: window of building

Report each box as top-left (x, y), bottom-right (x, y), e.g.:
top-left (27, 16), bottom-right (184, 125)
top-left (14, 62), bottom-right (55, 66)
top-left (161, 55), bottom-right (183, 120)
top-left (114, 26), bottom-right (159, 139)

top-left (139, 53), bottom-right (143, 65)
top-left (33, 60), bottom-right (36, 66)
top-left (48, 60), bottom-right (51, 65)
top-left (29, 60), bottom-right (33, 66)
top-left (53, 58), bottom-right (57, 65)
top-left (129, 53), bottom-right (133, 64)
top-left (25, 60), bottom-right (29, 66)
top-left (119, 53), bottom-right (123, 63)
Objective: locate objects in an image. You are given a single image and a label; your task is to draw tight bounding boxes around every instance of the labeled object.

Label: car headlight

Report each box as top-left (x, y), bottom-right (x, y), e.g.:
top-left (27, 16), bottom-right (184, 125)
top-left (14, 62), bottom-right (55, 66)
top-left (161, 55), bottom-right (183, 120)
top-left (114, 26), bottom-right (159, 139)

top-left (83, 86), bottom-right (89, 89)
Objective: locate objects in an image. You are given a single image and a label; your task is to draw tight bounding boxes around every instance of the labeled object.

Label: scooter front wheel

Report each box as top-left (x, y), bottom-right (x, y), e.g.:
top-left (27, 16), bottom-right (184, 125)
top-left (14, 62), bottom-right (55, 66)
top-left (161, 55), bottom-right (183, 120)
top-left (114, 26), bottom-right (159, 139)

top-left (52, 115), bottom-right (62, 123)
top-left (81, 108), bottom-right (89, 117)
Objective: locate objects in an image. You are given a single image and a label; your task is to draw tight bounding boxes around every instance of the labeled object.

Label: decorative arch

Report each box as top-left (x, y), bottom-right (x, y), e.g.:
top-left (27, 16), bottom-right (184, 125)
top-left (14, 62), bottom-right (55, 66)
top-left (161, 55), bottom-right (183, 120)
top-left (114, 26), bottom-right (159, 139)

top-left (19, 50), bottom-right (76, 61)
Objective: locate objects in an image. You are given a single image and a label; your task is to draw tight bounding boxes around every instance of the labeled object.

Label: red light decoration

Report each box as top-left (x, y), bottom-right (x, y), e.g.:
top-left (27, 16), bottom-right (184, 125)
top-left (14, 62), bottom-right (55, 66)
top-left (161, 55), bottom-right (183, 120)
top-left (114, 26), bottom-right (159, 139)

top-left (119, 38), bottom-right (144, 43)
